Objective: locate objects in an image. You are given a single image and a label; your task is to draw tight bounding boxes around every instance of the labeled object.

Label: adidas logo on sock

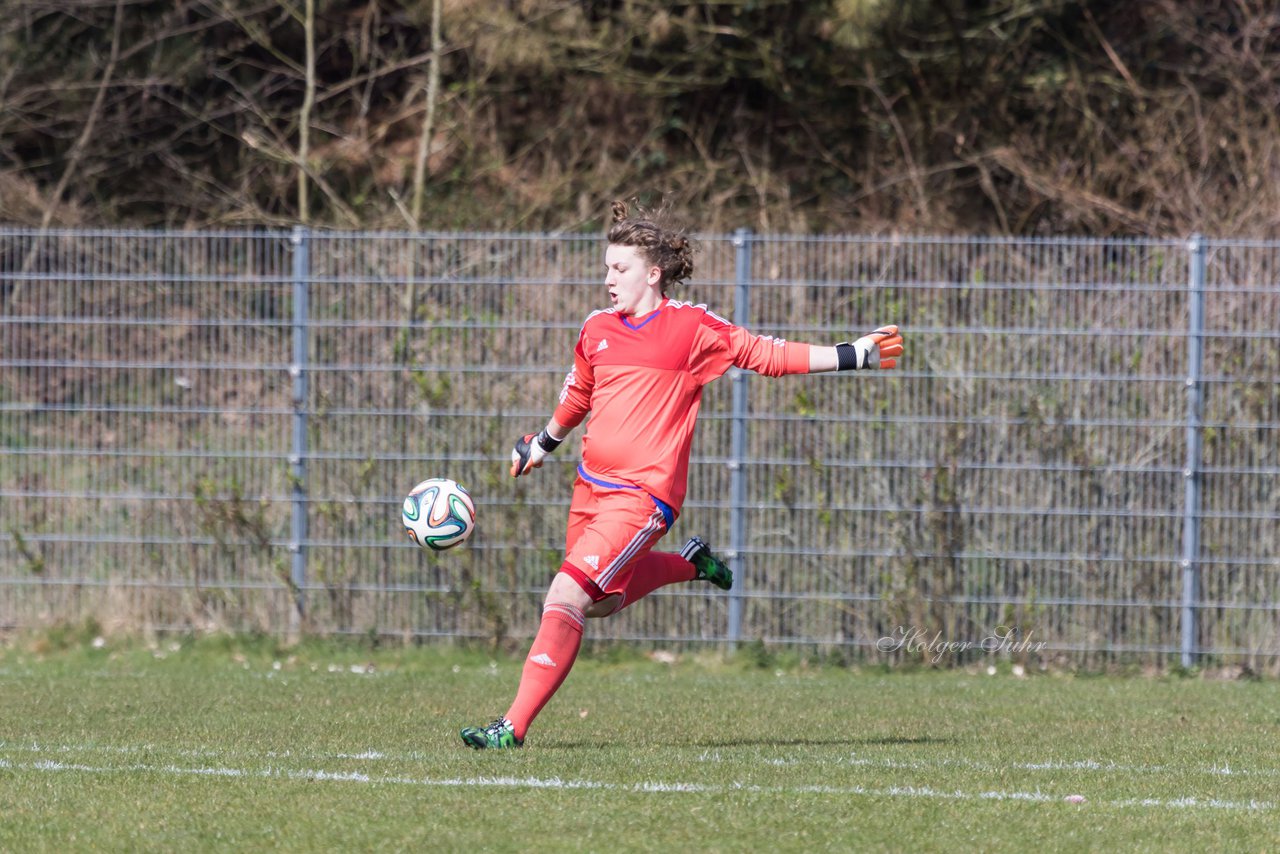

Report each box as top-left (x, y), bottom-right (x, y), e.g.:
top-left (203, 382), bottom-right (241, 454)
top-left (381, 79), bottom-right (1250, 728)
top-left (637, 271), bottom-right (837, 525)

top-left (530, 653), bottom-right (557, 667)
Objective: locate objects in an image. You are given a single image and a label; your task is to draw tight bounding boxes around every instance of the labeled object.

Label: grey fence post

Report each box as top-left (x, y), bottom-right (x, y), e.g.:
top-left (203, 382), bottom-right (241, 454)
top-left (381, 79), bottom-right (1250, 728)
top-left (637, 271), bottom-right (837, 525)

top-left (1181, 234), bottom-right (1206, 668)
top-left (290, 226), bottom-right (311, 632)
top-left (727, 228), bottom-right (752, 647)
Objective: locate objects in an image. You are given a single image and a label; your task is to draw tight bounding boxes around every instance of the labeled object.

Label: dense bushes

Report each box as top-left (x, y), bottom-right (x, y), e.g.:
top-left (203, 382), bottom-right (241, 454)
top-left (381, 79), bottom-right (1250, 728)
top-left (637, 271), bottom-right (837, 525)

top-left (1, 0), bottom-right (1277, 235)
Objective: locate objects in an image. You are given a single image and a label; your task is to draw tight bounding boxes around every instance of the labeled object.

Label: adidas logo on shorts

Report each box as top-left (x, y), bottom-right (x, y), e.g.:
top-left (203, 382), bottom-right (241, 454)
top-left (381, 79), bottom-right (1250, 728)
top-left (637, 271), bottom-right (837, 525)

top-left (584, 555), bottom-right (600, 570)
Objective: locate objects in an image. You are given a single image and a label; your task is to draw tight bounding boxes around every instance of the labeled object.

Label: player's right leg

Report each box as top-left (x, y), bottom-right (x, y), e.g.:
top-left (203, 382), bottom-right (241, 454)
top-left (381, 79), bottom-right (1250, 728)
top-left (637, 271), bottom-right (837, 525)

top-left (460, 717), bottom-right (522, 749)
top-left (460, 577), bottom-right (590, 750)
top-left (461, 477), bottom-right (610, 750)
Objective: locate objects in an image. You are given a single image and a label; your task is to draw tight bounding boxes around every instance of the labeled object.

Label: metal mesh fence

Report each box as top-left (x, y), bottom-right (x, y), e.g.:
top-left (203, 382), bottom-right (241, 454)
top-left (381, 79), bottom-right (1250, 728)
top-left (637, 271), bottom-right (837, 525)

top-left (1, 228), bottom-right (1277, 667)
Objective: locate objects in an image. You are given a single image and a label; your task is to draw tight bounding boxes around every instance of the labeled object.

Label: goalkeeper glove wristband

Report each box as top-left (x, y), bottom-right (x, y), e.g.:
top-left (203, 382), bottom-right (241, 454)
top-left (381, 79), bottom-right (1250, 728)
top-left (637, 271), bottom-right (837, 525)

top-left (836, 325), bottom-right (903, 370)
top-left (511, 429), bottom-right (562, 478)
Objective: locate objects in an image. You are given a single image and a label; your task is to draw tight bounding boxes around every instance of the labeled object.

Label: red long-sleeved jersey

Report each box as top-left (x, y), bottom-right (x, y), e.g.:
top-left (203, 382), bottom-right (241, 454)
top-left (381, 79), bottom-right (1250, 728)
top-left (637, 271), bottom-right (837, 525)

top-left (551, 298), bottom-right (812, 513)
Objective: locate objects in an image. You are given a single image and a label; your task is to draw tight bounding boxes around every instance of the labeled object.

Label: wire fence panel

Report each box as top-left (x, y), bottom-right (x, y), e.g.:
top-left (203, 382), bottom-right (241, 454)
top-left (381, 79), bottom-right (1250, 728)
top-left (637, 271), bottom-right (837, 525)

top-left (1, 228), bottom-right (1277, 668)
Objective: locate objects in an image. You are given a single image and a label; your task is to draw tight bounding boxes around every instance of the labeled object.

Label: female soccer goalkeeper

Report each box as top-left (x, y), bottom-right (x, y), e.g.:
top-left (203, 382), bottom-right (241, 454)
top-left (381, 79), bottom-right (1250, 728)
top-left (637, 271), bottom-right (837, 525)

top-left (461, 201), bottom-right (904, 749)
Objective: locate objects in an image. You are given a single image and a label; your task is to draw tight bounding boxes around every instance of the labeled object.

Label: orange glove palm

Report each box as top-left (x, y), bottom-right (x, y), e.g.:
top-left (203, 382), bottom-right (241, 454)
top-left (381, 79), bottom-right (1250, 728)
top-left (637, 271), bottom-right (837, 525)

top-left (849, 324), bottom-right (904, 369)
top-left (510, 429), bottom-right (562, 477)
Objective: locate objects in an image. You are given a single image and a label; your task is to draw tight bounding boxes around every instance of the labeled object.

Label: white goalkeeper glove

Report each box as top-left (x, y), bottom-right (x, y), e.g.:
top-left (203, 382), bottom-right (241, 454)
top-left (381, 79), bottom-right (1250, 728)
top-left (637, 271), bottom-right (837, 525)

top-left (510, 428), bottom-right (563, 478)
top-left (838, 325), bottom-right (903, 370)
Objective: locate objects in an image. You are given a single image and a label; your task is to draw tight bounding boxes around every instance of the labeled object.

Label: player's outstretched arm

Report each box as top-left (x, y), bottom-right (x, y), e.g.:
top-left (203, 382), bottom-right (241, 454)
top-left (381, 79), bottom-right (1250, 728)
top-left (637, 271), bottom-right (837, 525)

top-left (510, 420), bottom-right (570, 477)
top-left (807, 325), bottom-right (904, 373)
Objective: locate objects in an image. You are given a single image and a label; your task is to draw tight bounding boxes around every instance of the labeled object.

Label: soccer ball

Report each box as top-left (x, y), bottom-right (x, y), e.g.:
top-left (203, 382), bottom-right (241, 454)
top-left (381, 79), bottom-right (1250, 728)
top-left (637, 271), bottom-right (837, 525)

top-left (401, 477), bottom-right (476, 551)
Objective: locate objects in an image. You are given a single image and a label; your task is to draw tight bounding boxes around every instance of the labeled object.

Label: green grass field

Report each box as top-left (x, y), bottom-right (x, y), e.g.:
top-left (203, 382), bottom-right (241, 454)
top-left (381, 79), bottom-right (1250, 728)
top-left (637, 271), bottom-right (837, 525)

top-left (1, 634), bottom-right (1277, 852)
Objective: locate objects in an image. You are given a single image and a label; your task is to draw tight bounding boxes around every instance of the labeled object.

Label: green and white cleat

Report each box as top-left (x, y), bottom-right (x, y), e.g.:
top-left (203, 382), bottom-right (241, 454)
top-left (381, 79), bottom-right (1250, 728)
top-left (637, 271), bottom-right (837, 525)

top-left (460, 717), bottom-right (523, 750)
top-left (681, 536), bottom-right (733, 590)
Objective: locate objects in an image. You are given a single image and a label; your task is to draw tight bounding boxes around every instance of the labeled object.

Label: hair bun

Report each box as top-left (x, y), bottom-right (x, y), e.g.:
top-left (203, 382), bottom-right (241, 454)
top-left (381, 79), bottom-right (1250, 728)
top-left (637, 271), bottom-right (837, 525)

top-left (604, 198), bottom-right (695, 292)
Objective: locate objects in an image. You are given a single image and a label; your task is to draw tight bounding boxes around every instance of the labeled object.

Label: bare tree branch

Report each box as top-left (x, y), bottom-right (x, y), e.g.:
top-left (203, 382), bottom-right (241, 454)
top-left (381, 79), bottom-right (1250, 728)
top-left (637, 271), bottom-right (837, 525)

top-left (19, 0), bottom-right (124, 279)
top-left (297, 0), bottom-right (315, 223)
top-left (411, 0), bottom-right (443, 228)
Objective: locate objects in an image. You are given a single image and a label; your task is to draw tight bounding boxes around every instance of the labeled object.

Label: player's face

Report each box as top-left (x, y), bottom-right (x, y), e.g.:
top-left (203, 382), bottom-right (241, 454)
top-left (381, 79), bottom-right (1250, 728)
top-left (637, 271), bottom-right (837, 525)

top-left (605, 244), bottom-right (662, 317)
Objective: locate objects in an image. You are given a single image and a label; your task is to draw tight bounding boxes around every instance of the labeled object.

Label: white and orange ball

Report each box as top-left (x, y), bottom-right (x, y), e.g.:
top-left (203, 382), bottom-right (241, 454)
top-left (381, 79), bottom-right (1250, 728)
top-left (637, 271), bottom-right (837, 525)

top-left (401, 477), bottom-right (476, 551)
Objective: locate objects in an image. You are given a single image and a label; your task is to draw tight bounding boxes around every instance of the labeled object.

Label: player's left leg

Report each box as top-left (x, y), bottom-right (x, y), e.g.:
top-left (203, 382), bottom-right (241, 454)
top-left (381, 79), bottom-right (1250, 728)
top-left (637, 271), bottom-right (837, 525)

top-left (615, 550), bottom-right (694, 604)
top-left (680, 536), bottom-right (733, 590)
top-left (609, 537), bottom-right (732, 612)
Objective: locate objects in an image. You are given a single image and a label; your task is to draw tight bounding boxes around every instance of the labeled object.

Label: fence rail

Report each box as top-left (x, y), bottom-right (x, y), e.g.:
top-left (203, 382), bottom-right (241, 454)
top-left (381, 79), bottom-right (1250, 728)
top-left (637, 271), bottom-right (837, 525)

top-left (2, 227), bottom-right (1278, 668)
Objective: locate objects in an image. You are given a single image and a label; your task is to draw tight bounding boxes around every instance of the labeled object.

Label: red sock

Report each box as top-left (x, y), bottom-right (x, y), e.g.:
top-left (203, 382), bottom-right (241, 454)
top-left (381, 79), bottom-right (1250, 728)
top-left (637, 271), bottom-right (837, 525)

top-left (505, 603), bottom-right (584, 740)
top-left (615, 550), bottom-right (696, 612)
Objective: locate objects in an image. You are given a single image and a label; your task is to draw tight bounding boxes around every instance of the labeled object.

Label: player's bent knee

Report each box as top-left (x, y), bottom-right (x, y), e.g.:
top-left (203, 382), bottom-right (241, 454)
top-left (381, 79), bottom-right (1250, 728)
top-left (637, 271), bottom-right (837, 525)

top-left (583, 594), bottom-right (622, 618)
top-left (544, 568), bottom-right (599, 613)
top-left (545, 562), bottom-right (621, 617)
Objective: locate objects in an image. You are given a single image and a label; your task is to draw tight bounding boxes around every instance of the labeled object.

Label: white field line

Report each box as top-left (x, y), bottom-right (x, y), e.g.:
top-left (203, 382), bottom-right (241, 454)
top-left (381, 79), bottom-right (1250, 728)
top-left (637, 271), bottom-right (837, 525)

top-left (758, 753), bottom-right (1280, 781)
top-left (4, 740), bottom-right (1280, 783)
top-left (0, 755), bottom-right (1274, 813)
top-left (7, 742), bottom-right (1280, 783)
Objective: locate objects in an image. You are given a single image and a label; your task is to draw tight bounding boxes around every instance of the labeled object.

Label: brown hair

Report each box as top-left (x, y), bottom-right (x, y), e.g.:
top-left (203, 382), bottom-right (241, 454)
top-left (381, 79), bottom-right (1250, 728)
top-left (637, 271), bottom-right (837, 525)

top-left (607, 199), bottom-right (694, 294)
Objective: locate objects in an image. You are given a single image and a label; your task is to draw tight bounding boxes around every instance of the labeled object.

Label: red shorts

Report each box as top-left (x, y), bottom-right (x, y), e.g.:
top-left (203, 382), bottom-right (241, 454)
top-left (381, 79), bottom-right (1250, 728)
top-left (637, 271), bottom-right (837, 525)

top-left (561, 465), bottom-right (675, 602)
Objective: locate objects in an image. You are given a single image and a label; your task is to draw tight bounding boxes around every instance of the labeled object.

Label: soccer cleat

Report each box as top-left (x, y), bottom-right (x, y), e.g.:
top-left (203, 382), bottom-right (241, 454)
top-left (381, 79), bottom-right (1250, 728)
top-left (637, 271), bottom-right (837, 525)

top-left (460, 717), bottom-right (523, 750)
top-left (681, 536), bottom-right (733, 590)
